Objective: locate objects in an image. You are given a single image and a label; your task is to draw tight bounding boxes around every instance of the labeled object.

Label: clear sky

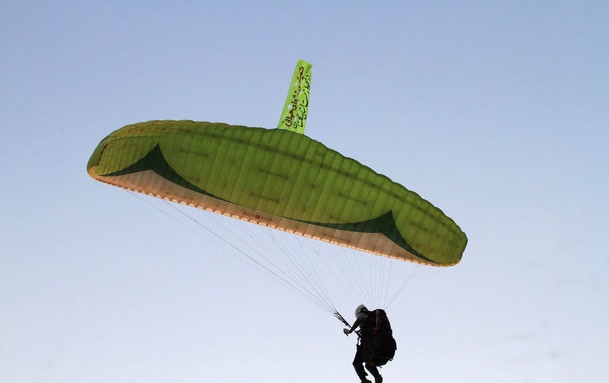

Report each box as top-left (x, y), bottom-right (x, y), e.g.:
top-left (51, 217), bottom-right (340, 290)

top-left (1, 1), bottom-right (608, 382)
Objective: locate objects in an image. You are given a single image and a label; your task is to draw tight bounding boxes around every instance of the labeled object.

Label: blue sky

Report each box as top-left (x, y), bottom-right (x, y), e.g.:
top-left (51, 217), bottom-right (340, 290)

top-left (1, 1), bottom-right (608, 382)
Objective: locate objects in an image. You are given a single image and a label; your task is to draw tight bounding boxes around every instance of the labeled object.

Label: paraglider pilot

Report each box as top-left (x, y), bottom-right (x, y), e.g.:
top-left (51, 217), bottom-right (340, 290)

top-left (343, 304), bottom-right (395, 383)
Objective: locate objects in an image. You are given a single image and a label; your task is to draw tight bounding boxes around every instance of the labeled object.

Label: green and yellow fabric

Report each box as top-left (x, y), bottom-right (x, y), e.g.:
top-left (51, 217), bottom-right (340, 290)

top-left (87, 120), bottom-right (467, 266)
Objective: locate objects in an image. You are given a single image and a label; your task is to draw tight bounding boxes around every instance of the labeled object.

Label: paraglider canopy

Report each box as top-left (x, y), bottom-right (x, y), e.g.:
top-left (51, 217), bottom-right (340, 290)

top-left (87, 60), bottom-right (467, 267)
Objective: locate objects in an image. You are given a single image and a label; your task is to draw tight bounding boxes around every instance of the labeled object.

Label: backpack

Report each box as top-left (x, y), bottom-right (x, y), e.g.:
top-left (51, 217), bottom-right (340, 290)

top-left (368, 309), bottom-right (396, 366)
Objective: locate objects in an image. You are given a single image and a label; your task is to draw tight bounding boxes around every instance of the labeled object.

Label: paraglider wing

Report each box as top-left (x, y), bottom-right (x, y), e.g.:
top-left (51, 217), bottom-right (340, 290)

top-left (87, 120), bottom-right (467, 266)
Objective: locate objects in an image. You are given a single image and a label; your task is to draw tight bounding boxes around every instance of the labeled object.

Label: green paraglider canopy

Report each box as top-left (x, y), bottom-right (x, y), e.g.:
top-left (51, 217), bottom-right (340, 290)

top-left (87, 61), bottom-right (467, 267)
